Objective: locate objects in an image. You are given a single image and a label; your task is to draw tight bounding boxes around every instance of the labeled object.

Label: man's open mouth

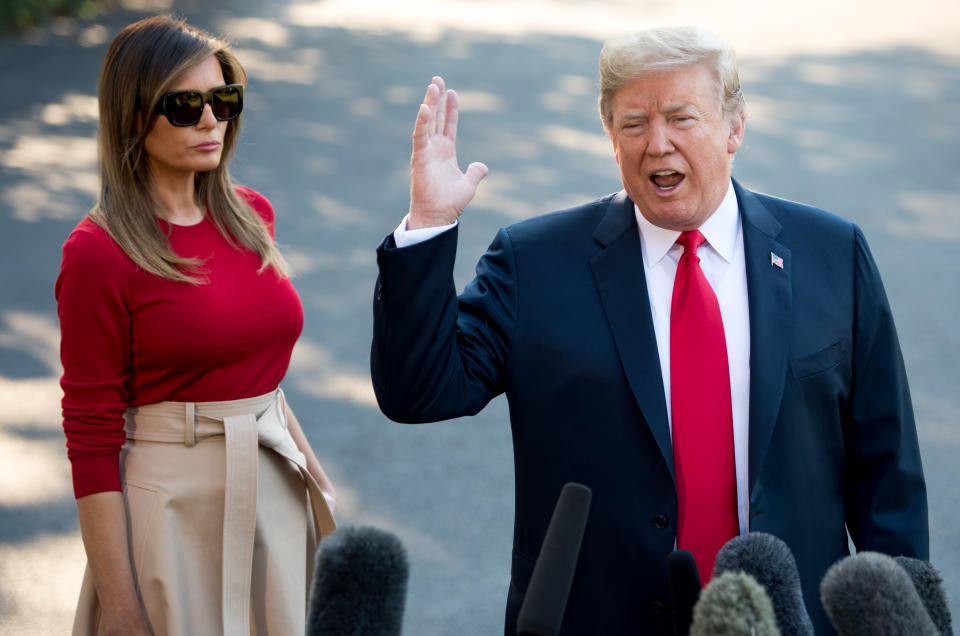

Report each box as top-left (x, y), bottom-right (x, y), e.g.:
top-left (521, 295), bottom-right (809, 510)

top-left (650, 170), bottom-right (684, 191)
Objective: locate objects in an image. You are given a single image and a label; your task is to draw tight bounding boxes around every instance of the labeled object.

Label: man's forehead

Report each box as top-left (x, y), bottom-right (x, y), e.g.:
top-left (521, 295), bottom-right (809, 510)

top-left (611, 68), bottom-right (722, 114)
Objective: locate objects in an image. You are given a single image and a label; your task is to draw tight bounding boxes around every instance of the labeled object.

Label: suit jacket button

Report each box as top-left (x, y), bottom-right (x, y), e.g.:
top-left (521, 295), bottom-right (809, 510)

top-left (652, 514), bottom-right (669, 530)
top-left (650, 600), bottom-right (666, 616)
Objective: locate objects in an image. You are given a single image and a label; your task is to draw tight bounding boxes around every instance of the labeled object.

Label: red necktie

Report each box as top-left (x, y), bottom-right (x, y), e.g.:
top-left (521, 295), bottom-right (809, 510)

top-left (670, 230), bottom-right (738, 584)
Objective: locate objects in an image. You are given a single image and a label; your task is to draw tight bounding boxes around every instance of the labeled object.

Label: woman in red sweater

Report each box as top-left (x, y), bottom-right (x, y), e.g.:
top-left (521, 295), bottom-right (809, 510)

top-left (55, 15), bottom-right (336, 635)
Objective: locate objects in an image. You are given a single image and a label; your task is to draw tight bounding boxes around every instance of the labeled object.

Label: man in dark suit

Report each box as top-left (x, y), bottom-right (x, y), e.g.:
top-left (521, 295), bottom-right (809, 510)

top-left (371, 27), bottom-right (927, 634)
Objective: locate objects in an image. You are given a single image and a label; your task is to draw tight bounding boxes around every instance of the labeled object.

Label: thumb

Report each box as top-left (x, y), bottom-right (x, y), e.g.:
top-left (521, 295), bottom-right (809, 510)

top-left (465, 162), bottom-right (489, 187)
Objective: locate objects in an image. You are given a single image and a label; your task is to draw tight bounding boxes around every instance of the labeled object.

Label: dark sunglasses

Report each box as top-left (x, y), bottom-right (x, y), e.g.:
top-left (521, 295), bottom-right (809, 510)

top-left (154, 84), bottom-right (244, 127)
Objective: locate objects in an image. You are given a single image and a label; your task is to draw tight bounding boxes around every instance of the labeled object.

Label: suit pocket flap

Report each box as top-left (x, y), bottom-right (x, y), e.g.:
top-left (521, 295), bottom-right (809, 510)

top-left (789, 339), bottom-right (849, 379)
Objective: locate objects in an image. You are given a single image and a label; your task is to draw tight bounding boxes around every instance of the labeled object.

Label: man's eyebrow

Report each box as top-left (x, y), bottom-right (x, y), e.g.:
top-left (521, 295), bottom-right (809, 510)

top-left (616, 110), bottom-right (648, 123)
top-left (663, 102), bottom-right (699, 116)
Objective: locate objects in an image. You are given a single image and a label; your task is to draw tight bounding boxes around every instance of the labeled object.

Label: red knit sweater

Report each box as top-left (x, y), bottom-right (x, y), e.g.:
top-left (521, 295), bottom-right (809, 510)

top-left (55, 186), bottom-right (303, 498)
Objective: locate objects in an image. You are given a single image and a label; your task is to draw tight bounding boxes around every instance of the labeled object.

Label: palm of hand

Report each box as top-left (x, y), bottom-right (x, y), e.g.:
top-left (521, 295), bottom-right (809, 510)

top-left (411, 134), bottom-right (478, 220)
top-left (407, 77), bottom-right (488, 229)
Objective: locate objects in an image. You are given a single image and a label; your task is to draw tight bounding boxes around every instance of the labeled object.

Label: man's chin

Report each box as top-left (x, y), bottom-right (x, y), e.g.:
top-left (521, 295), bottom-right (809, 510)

top-left (636, 201), bottom-right (705, 232)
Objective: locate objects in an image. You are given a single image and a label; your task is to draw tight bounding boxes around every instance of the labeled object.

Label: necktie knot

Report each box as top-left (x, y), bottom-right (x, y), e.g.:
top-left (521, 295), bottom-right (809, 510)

top-left (676, 230), bottom-right (706, 255)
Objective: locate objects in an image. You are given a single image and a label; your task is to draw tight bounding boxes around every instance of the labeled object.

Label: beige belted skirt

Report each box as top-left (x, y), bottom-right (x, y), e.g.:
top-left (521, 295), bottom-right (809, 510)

top-left (72, 388), bottom-right (336, 635)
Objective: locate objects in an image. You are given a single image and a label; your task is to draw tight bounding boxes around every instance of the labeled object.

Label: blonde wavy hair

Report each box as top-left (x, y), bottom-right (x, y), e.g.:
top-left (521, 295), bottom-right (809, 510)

top-left (598, 26), bottom-right (746, 132)
top-left (91, 14), bottom-right (288, 283)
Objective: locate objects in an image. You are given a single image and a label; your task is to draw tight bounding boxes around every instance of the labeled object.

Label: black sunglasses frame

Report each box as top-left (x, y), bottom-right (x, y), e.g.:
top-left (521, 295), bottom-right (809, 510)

top-left (154, 84), bottom-right (244, 127)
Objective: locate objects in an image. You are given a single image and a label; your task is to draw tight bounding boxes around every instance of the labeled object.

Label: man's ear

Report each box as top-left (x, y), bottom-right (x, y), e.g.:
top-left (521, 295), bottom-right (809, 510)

top-left (727, 110), bottom-right (746, 154)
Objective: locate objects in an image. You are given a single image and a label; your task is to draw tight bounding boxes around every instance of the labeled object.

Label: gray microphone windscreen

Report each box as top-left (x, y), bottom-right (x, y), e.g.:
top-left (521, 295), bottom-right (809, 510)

top-left (713, 532), bottom-right (814, 635)
top-left (820, 551), bottom-right (938, 636)
top-left (306, 525), bottom-right (409, 636)
top-left (894, 556), bottom-right (953, 636)
top-left (516, 482), bottom-right (592, 636)
top-left (690, 570), bottom-right (782, 636)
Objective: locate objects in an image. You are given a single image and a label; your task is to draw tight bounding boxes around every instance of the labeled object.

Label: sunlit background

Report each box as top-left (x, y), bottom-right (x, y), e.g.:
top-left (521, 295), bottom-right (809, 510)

top-left (1, 0), bottom-right (958, 633)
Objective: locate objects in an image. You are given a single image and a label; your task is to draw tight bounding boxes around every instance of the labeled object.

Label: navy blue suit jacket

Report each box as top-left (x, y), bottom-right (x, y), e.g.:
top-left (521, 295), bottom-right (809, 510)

top-left (371, 179), bottom-right (928, 634)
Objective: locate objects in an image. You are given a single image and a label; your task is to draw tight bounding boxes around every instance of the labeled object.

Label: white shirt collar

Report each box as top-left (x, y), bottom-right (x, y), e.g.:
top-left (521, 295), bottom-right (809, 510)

top-left (634, 180), bottom-right (740, 268)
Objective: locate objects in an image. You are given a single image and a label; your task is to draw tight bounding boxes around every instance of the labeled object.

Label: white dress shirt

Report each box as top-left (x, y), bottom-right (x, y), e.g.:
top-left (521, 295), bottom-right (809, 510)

top-left (393, 180), bottom-right (752, 532)
top-left (393, 216), bottom-right (457, 247)
top-left (635, 181), bottom-right (751, 535)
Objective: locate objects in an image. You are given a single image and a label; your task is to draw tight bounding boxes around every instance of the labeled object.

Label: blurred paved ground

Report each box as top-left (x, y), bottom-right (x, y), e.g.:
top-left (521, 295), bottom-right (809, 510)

top-left (1, 0), bottom-right (958, 633)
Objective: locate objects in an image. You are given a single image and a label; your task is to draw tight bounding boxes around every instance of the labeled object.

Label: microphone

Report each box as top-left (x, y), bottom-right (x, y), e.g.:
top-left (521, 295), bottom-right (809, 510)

top-left (666, 549), bottom-right (701, 636)
top-left (820, 551), bottom-right (938, 636)
top-left (893, 556), bottom-right (953, 636)
top-left (689, 570), bottom-right (781, 636)
top-left (306, 525), bottom-right (409, 636)
top-left (516, 482), bottom-right (592, 636)
top-left (713, 532), bottom-right (814, 635)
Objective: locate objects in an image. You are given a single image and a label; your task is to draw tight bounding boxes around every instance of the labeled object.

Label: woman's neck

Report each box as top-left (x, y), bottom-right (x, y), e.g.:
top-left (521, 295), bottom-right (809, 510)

top-left (151, 170), bottom-right (204, 226)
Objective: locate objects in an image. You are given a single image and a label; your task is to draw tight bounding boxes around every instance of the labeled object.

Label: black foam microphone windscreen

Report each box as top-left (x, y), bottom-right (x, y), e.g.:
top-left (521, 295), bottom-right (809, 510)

top-left (516, 482), bottom-right (592, 636)
top-left (820, 551), bottom-right (938, 636)
top-left (713, 532), bottom-right (814, 635)
top-left (306, 525), bottom-right (409, 636)
top-left (666, 549), bottom-right (702, 636)
top-left (894, 556), bottom-right (953, 636)
top-left (689, 570), bottom-right (782, 636)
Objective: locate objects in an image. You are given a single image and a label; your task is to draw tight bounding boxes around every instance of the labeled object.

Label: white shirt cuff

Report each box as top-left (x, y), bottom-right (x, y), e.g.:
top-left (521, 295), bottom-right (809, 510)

top-left (393, 214), bottom-right (458, 248)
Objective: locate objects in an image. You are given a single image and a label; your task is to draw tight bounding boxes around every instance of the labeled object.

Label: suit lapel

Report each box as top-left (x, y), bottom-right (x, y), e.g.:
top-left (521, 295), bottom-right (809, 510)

top-left (734, 180), bottom-right (793, 495)
top-left (589, 191), bottom-right (674, 478)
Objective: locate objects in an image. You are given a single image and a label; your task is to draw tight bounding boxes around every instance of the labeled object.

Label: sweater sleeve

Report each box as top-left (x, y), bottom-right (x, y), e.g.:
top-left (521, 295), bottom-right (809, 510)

top-left (55, 223), bottom-right (132, 499)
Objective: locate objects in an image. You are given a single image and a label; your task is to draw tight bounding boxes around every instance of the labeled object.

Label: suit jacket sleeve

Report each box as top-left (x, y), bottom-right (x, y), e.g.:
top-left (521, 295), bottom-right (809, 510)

top-left (845, 226), bottom-right (928, 556)
top-left (371, 225), bottom-right (517, 423)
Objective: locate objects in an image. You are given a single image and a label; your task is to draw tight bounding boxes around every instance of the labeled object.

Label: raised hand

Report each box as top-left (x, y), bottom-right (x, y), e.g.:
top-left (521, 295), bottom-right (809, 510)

top-left (408, 76), bottom-right (488, 229)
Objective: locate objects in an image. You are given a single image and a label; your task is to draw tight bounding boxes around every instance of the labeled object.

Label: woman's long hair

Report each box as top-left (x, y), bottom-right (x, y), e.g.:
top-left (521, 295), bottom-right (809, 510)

top-left (92, 14), bottom-right (288, 283)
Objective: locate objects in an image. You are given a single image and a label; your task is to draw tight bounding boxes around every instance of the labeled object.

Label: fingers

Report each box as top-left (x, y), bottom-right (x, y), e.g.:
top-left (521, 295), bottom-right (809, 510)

top-left (412, 76), bottom-right (466, 141)
top-left (444, 88), bottom-right (459, 140)
top-left (465, 161), bottom-right (489, 187)
top-left (411, 102), bottom-right (431, 151)
top-left (435, 79), bottom-right (449, 137)
top-left (413, 77), bottom-right (453, 149)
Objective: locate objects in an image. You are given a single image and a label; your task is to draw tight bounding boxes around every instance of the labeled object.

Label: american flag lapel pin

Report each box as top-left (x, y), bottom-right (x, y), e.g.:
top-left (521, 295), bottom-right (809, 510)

top-left (770, 252), bottom-right (784, 269)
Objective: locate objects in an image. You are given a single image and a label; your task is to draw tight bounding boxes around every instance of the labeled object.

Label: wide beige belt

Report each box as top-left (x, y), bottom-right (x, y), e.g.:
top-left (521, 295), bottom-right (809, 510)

top-left (124, 388), bottom-right (337, 635)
